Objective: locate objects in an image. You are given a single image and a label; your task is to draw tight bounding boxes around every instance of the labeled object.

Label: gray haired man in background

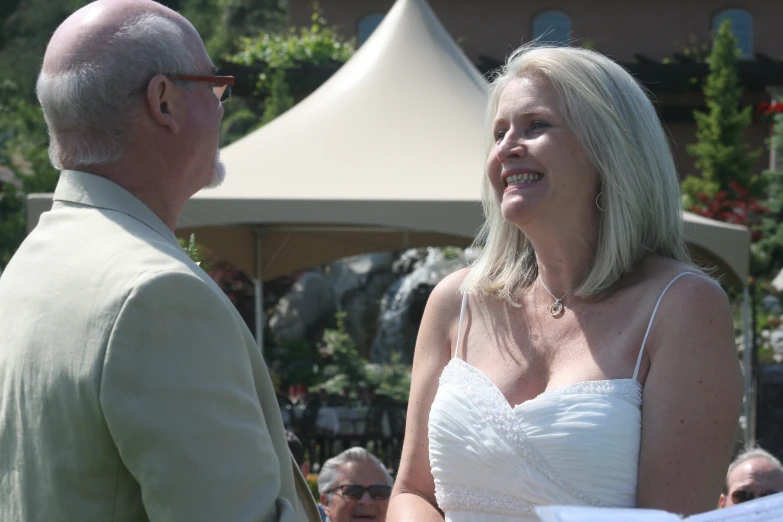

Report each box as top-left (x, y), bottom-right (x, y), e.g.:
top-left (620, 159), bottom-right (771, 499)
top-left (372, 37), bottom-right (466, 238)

top-left (0, 1), bottom-right (319, 520)
top-left (719, 447), bottom-right (783, 508)
top-left (318, 447), bottom-right (394, 522)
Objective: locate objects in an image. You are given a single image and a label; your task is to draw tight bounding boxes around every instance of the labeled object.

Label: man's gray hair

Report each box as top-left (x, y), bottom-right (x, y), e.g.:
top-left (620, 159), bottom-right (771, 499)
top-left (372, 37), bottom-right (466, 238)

top-left (725, 447), bottom-right (783, 492)
top-left (36, 12), bottom-right (197, 170)
top-left (317, 447), bottom-right (394, 496)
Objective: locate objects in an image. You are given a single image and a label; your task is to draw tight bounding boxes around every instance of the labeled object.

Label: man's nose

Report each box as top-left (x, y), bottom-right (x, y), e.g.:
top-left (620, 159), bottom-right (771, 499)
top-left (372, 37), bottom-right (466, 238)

top-left (356, 490), bottom-right (374, 503)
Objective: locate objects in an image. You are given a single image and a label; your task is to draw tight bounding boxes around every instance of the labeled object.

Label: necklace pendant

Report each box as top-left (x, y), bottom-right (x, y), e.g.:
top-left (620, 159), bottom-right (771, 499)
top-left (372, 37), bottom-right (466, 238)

top-left (549, 300), bottom-right (564, 318)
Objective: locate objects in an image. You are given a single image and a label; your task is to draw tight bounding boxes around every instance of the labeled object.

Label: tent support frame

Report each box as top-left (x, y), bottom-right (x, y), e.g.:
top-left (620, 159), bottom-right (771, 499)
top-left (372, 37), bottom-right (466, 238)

top-left (742, 284), bottom-right (754, 446)
top-left (254, 229), bottom-right (264, 354)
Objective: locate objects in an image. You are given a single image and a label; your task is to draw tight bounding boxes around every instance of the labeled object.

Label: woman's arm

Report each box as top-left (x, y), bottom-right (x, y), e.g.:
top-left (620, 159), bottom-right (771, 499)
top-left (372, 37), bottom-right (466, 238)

top-left (387, 270), bottom-right (466, 522)
top-left (637, 275), bottom-right (743, 515)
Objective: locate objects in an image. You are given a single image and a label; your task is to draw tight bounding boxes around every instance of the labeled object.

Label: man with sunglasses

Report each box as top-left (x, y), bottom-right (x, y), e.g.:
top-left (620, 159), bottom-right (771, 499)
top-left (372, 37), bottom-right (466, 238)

top-left (718, 447), bottom-right (783, 508)
top-left (0, 1), bottom-right (320, 521)
top-left (317, 448), bottom-right (394, 522)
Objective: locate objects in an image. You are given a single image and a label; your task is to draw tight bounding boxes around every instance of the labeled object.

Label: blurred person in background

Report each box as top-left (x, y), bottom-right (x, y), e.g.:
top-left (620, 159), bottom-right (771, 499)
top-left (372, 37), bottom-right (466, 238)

top-left (719, 447), bottom-right (783, 508)
top-left (318, 447), bottom-right (394, 522)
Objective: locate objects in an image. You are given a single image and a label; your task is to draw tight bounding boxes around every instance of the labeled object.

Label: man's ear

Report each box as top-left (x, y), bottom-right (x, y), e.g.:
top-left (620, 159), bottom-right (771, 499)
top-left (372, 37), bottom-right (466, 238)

top-left (145, 74), bottom-right (180, 134)
top-left (718, 493), bottom-right (727, 508)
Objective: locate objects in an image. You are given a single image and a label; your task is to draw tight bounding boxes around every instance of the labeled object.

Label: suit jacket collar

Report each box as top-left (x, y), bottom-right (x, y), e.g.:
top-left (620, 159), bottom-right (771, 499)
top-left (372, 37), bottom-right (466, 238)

top-left (54, 170), bottom-right (179, 247)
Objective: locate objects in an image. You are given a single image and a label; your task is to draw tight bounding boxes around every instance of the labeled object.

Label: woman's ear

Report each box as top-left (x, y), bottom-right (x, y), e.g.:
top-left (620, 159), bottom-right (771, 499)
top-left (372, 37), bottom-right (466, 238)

top-left (145, 74), bottom-right (180, 134)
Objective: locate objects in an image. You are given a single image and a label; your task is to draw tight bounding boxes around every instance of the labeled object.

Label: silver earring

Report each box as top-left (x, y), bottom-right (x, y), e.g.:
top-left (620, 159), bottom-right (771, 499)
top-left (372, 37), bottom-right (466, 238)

top-left (595, 191), bottom-right (604, 212)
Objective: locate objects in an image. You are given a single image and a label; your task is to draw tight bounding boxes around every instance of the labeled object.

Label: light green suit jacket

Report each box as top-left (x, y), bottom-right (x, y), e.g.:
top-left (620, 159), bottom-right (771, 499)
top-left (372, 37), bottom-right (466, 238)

top-left (0, 171), bottom-right (321, 522)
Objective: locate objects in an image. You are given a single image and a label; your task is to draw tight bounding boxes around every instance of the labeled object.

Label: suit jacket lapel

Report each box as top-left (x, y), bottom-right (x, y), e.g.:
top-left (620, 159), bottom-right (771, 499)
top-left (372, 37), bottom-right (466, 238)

top-left (53, 170), bottom-right (179, 247)
top-left (291, 456), bottom-right (322, 521)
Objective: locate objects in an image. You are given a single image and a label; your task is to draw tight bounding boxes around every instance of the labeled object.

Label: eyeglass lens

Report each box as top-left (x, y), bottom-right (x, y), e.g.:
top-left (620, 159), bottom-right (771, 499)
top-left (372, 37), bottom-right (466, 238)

top-left (338, 485), bottom-right (392, 500)
top-left (213, 84), bottom-right (231, 103)
top-left (732, 489), bottom-right (779, 504)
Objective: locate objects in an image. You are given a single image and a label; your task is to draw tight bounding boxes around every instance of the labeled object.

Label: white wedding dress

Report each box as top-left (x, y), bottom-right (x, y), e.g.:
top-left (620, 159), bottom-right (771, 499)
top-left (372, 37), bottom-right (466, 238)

top-left (428, 272), bottom-right (697, 521)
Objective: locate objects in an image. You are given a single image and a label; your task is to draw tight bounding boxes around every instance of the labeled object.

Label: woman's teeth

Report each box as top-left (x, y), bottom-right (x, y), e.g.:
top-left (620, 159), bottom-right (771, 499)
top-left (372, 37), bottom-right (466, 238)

top-left (506, 172), bottom-right (543, 186)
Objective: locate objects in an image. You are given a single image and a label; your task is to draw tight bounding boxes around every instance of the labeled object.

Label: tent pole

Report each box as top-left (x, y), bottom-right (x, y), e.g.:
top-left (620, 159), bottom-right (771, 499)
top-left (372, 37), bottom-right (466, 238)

top-left (742, 284), bottom-right (752, 445)
top-left (254, 230), bottom-right (264, 355)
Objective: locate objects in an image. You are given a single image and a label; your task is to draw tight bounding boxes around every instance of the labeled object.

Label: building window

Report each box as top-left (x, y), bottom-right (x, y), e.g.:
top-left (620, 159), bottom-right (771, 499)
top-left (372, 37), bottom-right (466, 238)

top-left (532, 11), bottom-right (571, 46)
top-left (713, 9), bottom-right (753, 59)
top-left (358, 13), bottom-right (385, 46)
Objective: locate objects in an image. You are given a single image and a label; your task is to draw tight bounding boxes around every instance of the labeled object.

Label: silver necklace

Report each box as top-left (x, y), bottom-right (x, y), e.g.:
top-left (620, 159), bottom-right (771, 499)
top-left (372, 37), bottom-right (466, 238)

top-left (538, 277), bottom-right (572, 318)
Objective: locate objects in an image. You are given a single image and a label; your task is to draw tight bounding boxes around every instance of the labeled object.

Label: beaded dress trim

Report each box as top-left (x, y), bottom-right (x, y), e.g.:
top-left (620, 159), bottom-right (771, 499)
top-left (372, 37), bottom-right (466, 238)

top-left (436, 359), bottom-right (643, 510)
top-left (435, 482), bottom-right (535, 517)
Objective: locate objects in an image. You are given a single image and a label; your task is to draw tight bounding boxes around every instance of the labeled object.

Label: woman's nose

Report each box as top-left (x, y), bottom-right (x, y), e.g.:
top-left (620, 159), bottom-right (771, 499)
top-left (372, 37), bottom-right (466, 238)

top-left (496, 135), bottom-right (527, 162)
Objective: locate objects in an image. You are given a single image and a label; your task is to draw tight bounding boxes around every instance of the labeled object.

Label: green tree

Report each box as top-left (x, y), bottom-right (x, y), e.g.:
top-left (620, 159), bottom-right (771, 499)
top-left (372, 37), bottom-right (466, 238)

top-left (754, 113), bottom-right (783, 274)
top-left (259, 69), bottom-right (295, 126)
top-left (179, 0), bottom-right (288, 59)
top-left (681, 19), bottom-right (762, 206)
top-left (0, 81), bottom-right (59, 268)
top-left (0, 0), bottom-right (90, 100)
top-left (224, 8), bottom-right (355, 130)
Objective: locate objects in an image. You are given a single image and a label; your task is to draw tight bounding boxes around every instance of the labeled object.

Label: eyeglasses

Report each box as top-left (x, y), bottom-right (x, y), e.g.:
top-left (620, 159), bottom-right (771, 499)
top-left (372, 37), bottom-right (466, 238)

top-left (326, 484), bottom-right (392, 501)
top-left (731, 489), bottom-right (780, 504)
top-left (168, 75), bottom-right (235, 103)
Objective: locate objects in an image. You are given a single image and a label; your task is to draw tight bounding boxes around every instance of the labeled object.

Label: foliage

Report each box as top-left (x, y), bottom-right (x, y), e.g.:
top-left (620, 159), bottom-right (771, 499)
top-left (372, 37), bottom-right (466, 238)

top-left (272, 310), bottom-right (412, 403)
top-left (229, 8), bottom-right (355, 90)
top-left (681, 19), bottom-right (762, 207)
top-left (269, 337), bottom-right (325, 390)
top-left (223, 7), bottom-right (355, 130)
top-left (0, 81), bottom-right (59, 269)
top-left (318, 311), bottom-right (367, 388)
top-left (756, 101), bottom-right (783, 125)
top-left (306, 474), bottom-right (319, 499)
top-left (687, 181), bottom-right (770, 241)
top-left (181, 233), bottom-right (202, 265)
top-left (662, 34), bottom-right (711, 65)
top-left (754, 114), bottom-right (783, 275)
top-left (260, 69), bottom-right (295, 126)
top-left (0, 0), bottom-right (90, 101)
top-left (372, 352), bottom-right (412, 403)
top-left (441, 246), bottom-right (460, 260)
top-left (179, 0), bottom-right (289, 59)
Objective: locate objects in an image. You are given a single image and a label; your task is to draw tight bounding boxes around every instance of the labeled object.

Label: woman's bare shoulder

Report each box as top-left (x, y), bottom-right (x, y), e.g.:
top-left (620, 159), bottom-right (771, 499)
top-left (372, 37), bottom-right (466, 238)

top-left (427, 267), bottom-right (471, 318)
top-left (634, 255), bottom-right (720, 295)
top-left (635, 256), bottom-right (732, 353)
top-left (414, 267), bottom-right (471, 358)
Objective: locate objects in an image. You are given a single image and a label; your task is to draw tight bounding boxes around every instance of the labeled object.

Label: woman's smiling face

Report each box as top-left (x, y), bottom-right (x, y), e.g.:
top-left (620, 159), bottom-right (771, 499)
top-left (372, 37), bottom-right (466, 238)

top-left (487, 74), bottom-right (599, 228)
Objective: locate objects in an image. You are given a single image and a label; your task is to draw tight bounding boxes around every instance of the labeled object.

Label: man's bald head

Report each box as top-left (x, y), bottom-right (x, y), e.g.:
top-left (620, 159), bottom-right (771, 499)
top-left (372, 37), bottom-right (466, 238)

top-left (37, 0), bottom-right (207, 169)
top-left (43, 0), bottom-right (188, 75)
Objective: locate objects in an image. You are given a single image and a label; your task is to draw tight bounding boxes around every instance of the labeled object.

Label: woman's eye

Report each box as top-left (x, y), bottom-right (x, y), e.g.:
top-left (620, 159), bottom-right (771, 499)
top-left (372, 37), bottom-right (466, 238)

top-left (529, 120), bottom-right (550, 131)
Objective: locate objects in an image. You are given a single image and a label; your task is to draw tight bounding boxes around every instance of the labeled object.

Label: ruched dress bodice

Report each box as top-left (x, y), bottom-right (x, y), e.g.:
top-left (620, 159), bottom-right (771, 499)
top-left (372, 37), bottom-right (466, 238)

top-left (427, 272), bottom-right (701, 522)
top-left (428, 359), bottom-right (642, 521)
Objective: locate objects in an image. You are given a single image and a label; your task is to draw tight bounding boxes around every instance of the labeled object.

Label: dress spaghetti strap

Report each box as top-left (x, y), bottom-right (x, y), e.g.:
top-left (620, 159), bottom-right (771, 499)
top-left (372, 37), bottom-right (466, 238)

top-left (454, 293), bottom-right (469, 360)
top-left (632, 272), bottom-right (700, 381)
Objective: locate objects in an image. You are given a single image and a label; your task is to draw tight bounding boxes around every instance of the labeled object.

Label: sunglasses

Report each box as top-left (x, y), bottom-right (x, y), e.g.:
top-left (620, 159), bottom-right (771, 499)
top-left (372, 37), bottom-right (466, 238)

top-left (326, 484), bottom-right (392, 501)
top-left (168, 75), bottom-right (235, 103)
top-left (731, 489), bottom-right (780, 504)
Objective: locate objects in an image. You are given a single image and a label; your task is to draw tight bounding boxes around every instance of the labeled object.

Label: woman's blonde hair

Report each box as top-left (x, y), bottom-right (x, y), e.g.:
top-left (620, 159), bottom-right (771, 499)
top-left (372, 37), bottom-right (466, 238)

top-left (462, 44), bottom-right (691, 301)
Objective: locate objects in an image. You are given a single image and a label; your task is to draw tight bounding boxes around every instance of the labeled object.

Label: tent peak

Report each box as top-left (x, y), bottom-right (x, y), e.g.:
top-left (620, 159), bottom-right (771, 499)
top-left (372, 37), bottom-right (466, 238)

top-left (205, 0), bottom-right (488, 202)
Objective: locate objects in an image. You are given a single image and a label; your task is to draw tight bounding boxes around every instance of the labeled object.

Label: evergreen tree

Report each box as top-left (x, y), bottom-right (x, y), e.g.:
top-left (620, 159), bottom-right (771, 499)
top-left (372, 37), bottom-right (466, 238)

top-left (755, 114), bottom-right (783, 274)
top-left (682, 19), bottom-right (762, 206)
